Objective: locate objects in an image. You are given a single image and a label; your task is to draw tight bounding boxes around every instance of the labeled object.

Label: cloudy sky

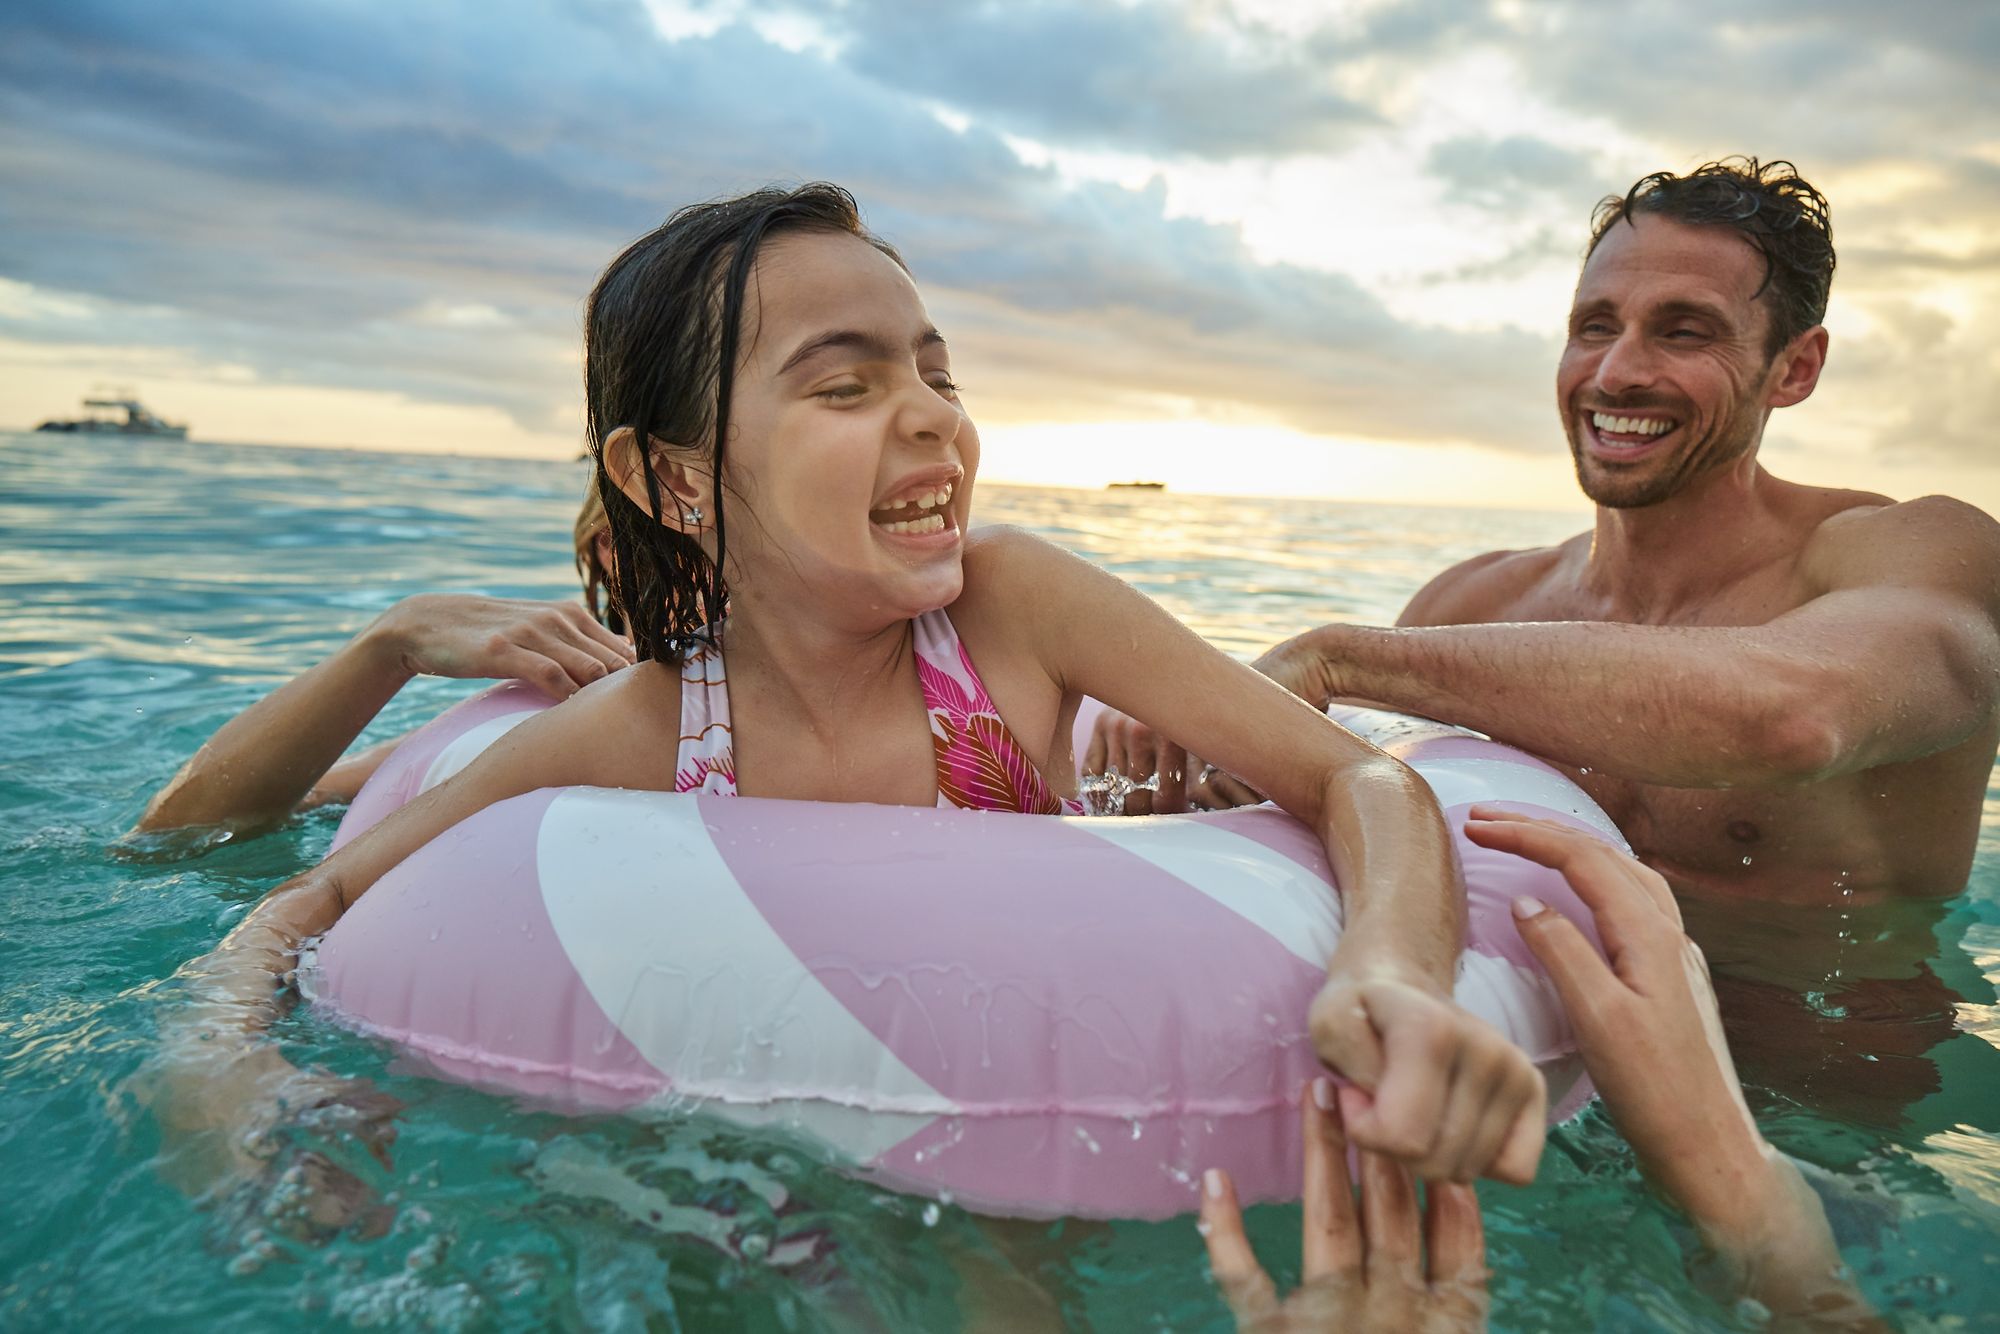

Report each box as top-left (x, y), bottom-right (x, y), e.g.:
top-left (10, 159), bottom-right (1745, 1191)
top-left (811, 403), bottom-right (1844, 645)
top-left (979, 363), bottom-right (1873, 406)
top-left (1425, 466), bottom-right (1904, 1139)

top-left (2, 0), bottom-right (1995, 507)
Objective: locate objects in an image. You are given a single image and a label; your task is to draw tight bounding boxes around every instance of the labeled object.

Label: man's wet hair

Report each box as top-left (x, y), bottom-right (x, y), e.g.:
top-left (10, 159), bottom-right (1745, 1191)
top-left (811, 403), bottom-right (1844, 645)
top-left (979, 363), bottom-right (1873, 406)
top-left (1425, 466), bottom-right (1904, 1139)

top-left (1587, 157), bottom-right (1835, 360)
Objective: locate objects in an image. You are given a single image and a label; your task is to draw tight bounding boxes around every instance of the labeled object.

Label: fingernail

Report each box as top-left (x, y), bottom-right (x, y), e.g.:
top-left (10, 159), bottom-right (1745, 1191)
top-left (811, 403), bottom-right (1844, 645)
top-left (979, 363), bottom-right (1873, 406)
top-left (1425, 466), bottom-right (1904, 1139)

top-left (1311, 1076), bottom-right (1335, 1111)
top-left (1203, 1168), bottom-right (1225, 1200)
top-left (1511, 895), bottom-right (1547, 920)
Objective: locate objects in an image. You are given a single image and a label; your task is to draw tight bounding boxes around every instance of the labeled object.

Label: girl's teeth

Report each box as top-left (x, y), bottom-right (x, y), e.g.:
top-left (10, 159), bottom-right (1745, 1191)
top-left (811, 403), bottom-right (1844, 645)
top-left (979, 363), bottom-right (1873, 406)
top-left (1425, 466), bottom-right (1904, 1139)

top-left (882, 513), bottom-right (947, 535)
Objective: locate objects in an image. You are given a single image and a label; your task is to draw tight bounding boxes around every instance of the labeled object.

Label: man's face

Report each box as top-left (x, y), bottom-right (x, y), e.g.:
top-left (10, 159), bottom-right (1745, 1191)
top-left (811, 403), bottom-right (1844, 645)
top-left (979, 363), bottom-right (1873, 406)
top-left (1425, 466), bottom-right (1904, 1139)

top-left (1557, 214), bottom-right (1783, 508)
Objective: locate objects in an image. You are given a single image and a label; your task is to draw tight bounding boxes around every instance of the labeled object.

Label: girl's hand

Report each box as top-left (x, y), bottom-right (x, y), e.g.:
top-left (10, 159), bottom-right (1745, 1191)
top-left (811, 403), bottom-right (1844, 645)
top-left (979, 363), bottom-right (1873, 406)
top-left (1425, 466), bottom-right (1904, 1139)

top-left (1201, 1078), bottom-right (1488, 1332)
top-left (1308, 961), bottom-right (1546, 1185)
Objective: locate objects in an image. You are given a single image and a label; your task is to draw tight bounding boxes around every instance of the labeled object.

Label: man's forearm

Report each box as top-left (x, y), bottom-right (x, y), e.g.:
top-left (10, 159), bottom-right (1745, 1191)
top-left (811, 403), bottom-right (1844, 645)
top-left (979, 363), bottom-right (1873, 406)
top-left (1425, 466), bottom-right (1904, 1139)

top-left (1277, 621), bottom-right (1830, 789)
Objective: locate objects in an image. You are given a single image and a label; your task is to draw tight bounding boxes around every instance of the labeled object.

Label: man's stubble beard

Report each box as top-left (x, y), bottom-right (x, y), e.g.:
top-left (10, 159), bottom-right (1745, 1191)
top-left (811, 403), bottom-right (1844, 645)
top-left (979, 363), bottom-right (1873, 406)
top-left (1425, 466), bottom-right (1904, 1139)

top-left (1567, 393), bottom-right (1766, 510)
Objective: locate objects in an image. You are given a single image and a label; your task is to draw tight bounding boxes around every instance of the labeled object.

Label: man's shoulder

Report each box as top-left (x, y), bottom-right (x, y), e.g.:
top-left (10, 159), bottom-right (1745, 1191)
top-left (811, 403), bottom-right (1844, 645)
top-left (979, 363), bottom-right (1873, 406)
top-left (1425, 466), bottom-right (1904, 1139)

top-left (1804, 490), bottom-right (2000, 597)
top-left (1398, 536), bottom-right (1584, 627)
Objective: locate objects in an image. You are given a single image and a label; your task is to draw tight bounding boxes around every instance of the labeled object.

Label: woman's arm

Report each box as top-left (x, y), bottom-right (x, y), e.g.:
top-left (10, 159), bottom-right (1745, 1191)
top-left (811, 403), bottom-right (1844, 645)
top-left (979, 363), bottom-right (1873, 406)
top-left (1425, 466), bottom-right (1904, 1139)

top-left (961, 528), bottom-right (1545, 1184)
top-left (148, 666), bottom-right (669, 1195)
top-left (132, 594), bottom-right (632, 839)
top-left (1467, 809), bottom-right (1883, 1329)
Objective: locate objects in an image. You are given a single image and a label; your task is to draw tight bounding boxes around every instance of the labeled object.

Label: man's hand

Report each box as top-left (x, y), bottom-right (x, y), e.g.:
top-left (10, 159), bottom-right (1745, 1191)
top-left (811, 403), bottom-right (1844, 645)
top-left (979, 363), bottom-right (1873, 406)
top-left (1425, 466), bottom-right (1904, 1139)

top-left (1201, 1078), bottom-right (1488, 1332)
top-left (1250, 634), bottom-right (1341, 713)
top-left (1082, 706), bottom-right (1265, 811)
top-left (370, 593), bottom-right (634, 700)
top-left (1307, 959), bottom-right (1547, 1185)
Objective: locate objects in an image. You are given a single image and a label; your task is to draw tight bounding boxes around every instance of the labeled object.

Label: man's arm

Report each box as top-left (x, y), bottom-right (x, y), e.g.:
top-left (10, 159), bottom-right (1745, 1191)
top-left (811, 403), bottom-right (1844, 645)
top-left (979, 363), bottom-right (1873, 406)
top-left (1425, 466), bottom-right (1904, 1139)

top-left (1261, 499), bottom-right (2000, 789)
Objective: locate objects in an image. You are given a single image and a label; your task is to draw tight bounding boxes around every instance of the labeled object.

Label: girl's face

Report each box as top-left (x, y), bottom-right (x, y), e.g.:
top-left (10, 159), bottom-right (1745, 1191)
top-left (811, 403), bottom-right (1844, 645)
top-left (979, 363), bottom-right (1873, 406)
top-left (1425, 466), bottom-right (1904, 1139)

top-left (716, 230), bottom-right (978, 631)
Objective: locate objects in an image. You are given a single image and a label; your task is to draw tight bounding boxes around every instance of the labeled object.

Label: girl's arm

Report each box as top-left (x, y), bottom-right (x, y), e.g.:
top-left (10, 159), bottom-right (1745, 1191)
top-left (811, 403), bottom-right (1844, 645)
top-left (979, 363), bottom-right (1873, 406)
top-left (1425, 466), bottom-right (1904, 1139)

top-left (957, 528), bottom-right (1544, 1184)
top-left (131, 594), bottom-right (632, 840)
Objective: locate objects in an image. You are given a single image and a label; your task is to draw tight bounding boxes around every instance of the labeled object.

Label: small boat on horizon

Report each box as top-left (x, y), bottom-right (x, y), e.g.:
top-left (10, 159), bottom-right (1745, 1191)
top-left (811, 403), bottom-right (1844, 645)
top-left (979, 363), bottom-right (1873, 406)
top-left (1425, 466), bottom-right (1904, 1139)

top-left (1106, 480), bottom-right (1166, 491)
top-left (36, 397), bottom-right (188, 439)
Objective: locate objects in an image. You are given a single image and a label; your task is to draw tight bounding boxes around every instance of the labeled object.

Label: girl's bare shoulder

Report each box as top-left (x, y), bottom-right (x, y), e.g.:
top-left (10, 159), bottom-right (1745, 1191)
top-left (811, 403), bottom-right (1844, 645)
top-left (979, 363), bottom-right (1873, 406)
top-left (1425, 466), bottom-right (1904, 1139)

top-left (511, 658), bottom-right (685, 790)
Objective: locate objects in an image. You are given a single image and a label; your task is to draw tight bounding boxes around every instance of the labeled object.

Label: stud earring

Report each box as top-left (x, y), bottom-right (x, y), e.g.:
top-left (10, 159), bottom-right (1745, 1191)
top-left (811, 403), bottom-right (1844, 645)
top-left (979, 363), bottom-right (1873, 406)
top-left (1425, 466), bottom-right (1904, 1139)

top-left (684, 505), bottom-right (703, 527)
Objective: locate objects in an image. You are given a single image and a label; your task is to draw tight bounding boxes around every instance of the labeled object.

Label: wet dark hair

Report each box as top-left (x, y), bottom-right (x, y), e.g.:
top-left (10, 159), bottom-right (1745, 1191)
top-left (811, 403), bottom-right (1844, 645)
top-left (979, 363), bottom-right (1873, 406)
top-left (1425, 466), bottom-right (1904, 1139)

top-left (1586, 157), bottom-right (1835, 359)
top-left (584, 183), bottom-right (904, 663)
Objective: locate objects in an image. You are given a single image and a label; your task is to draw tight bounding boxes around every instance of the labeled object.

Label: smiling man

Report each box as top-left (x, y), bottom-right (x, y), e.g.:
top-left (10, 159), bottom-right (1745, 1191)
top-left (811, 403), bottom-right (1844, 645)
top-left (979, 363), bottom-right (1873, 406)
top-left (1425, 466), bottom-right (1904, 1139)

top-left (1086, 160), bottom-right (2000, 1122)
top-left (1099, 159), bottom-right (2000, 908)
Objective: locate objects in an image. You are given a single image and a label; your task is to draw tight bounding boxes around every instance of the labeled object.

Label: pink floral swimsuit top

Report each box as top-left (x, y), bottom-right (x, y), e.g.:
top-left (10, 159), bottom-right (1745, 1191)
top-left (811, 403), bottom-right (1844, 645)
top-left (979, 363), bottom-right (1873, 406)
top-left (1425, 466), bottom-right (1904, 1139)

top-left (674, 609), bottom-right (1086, 816)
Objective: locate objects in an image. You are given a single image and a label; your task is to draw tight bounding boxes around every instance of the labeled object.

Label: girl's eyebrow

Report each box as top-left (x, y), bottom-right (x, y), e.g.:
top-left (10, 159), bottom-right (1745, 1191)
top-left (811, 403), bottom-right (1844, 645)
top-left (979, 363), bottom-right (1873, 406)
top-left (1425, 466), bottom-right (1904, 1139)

top-left (778, 327), bottom-right (946, 375)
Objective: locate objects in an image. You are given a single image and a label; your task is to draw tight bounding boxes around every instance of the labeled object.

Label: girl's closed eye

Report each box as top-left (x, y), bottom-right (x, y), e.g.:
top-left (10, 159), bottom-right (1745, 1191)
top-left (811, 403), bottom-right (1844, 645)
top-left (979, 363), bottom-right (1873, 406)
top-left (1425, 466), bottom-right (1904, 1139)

top-left (815, 382), bottom-right (869, 402)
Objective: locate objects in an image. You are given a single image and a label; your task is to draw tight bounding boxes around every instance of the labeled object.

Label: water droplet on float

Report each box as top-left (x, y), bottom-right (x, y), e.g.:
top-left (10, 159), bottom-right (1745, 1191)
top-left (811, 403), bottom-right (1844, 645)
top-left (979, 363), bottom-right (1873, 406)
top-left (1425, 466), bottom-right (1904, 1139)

top-left (921, 1202), bottom-right (940, 1227)
top-left (1740, 856), bottom-right (1753, 866)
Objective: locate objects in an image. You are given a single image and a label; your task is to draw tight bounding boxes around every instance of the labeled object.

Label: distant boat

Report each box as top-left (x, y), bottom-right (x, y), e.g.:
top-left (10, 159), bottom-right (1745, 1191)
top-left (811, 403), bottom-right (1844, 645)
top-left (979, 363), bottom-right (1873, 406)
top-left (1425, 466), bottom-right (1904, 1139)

top-left (1107, 480), bottom-right (1165, 491)
top-left (36, 397), bottom-right (188, 439)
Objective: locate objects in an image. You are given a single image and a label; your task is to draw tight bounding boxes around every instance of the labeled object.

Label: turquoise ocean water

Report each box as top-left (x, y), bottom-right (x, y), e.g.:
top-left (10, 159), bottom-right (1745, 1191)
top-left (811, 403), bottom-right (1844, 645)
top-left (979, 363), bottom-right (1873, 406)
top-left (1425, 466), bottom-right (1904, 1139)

top-left (3, 431), bottom-right (1998, 1330)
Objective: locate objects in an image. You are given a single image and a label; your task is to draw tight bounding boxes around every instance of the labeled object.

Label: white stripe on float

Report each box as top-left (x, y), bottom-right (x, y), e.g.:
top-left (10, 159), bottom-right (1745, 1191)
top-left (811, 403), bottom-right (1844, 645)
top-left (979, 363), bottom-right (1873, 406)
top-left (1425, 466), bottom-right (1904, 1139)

top-left (1409, 756), bottom-right (1627, 845)
top-left (1451, 951), bottom-right (1574, 1061)
top-left (537, 789), bottom-right (943, 1161)
top-left (1069, 817), bottom-right (1341, 968)
top-left (420, 710), bottom-right (542, 792)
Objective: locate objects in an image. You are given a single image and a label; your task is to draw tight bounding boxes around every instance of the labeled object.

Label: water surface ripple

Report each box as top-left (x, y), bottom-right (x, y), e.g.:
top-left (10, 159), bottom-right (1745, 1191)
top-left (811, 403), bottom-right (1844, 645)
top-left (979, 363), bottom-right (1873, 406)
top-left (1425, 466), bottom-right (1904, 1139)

top-left (3, 434), bottom-right (1997, 1330)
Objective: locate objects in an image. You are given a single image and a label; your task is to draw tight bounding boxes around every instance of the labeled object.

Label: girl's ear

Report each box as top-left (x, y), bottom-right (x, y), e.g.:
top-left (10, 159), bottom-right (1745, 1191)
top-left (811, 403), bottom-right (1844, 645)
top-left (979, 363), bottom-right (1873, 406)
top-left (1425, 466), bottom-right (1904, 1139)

top-left (604, 427), bottom-right (713, 534)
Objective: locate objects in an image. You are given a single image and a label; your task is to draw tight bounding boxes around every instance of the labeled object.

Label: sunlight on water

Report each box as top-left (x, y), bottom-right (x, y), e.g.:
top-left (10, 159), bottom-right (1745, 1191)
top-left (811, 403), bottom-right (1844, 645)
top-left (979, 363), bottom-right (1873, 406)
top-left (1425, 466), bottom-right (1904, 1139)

top-left (2, 432), bottom-right (1998, 1330)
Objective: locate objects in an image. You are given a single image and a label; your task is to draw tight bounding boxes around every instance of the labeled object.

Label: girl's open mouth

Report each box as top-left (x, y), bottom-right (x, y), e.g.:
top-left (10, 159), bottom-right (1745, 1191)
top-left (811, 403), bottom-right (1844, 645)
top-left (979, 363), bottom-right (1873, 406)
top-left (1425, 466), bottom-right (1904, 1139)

top-left (869, 481), bottom-right (956, 536)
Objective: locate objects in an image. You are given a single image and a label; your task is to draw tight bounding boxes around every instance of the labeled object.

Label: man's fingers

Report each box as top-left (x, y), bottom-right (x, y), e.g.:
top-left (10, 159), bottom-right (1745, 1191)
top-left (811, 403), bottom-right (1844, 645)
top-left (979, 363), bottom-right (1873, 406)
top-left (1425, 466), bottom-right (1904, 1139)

top-left (1359, 1149), bottom-right (1423, 1284)
top-left (1301, 1078), bottom-right (1362, 1281)
top-left (1203, 771), bottom-right (1263, 809)
top-left (1199, 1169), bottom-right (1279, 1322)
top-left (1154, 742), bottom-right (1189, 815)
top-left (1423, 1180), bottom-right (1490, 1328)
top-left (1082, 708), bottom-right (1119, 775)
top-left (1423, 1180), bottom-right (1486, 1285)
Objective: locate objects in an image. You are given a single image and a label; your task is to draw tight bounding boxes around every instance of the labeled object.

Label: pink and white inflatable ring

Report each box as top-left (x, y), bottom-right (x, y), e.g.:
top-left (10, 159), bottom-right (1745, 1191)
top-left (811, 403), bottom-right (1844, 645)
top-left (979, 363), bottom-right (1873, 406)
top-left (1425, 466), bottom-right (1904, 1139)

top-left (305, 684), bottom-right (1620, 1220)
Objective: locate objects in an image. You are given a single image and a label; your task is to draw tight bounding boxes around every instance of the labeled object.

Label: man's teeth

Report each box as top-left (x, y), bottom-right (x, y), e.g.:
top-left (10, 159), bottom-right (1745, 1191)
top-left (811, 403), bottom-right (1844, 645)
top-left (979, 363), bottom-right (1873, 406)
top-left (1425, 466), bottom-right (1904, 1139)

top-left (879, 512), bottom-right (948, 535)
top-left (1591, 412), bottom-right (1675, 438)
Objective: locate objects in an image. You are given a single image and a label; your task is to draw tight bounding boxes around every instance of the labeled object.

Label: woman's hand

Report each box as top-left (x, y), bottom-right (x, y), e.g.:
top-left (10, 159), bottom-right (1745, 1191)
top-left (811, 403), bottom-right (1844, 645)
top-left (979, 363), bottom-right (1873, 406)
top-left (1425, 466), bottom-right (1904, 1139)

top-left (1201, 1078), bottom-right (1488, 1332)
top-left (141, 1041), bottom-right (399, 1240)
top-left (370, 592), bottom-right (633, 699)
top-left (139, 864), bottom-right (404, 1240)
top-left (1466, 808), bottom-right (1880, 1328)
top-left (1308, 957), bottom-right (1546, 1185)
top-left (1465, 808), bottom-right (1760, 1218)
